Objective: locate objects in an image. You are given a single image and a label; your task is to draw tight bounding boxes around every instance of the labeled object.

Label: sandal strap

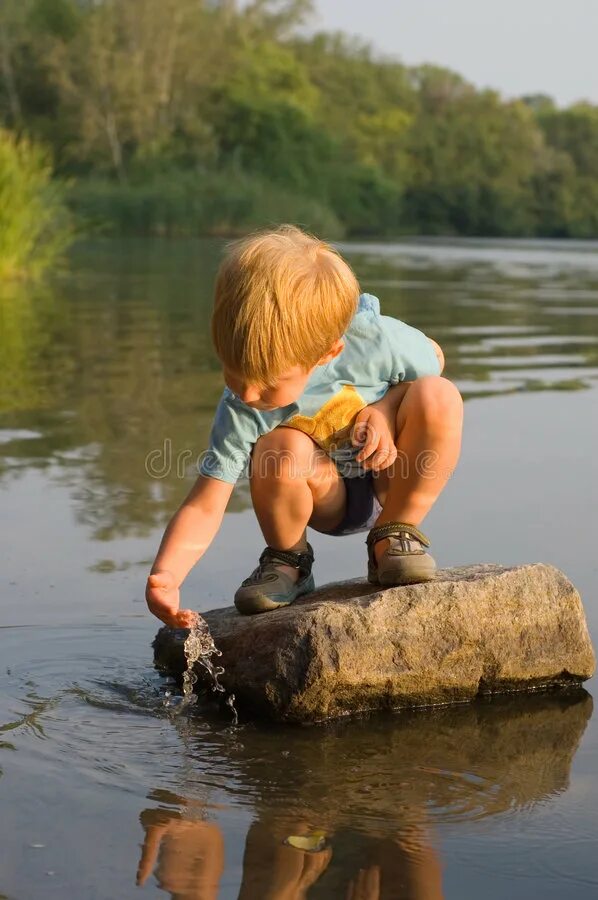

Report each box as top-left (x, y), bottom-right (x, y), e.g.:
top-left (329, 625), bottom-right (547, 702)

top-left (366, 522), bottom-right (430, 549)
top-left (259, 543), bottom-right (314, 578)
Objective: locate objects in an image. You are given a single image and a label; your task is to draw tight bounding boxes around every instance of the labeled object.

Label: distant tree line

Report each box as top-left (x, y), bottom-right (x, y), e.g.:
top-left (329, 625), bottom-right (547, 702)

top-left (2, 0), bottom-right (598, 238)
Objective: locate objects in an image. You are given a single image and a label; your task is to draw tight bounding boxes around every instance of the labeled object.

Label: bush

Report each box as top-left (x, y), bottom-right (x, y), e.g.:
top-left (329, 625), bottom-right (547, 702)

top-left (68, 169), bottom-right (344, 240)
top-left (0, 129), bottom-right (72, 280)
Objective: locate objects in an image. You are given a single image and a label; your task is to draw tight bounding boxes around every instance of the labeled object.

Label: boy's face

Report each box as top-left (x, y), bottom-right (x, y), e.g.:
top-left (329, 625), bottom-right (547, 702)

top-left (223, 365), bottom-right (315, 411)
top-left (223, 339), bottom-right (345, 411)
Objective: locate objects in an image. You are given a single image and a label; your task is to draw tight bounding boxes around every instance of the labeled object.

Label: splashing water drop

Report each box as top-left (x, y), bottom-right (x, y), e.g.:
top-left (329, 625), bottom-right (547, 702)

top-left (178, 616), bottom-right (238, 722)
top-left (225, 693), bottom-right (239, 726)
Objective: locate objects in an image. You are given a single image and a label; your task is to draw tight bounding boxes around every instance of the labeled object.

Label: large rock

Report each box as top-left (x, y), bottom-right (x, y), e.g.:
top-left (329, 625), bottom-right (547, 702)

top-left (153, 563), bottom-right (595, 723)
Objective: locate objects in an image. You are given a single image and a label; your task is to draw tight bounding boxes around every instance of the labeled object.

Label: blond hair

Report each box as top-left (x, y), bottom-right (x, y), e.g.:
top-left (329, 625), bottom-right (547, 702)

top-left (212, 225), bottom-right (360, 387)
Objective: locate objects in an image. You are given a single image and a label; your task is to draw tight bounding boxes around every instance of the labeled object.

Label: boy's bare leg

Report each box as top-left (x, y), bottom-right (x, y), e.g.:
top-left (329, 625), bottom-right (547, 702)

top-left (238, 820), bottom-right (332, 900)
top-left (373, 376), bottom-right (463, 564)
top-left (250, 427), bottom-right (346, 582)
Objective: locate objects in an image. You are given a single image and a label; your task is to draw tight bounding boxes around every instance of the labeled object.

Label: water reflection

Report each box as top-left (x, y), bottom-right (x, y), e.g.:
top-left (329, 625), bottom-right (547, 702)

top-left (1, 240), bottom-right (597, 898)
top-left (137, 803), bottom-right (225, 898)
top-left (136, 692), bottom-right (591, 898)
top-left (1, 238), bottom-right (598, 541)
top-left (137, 804), bottom-right (440, 900)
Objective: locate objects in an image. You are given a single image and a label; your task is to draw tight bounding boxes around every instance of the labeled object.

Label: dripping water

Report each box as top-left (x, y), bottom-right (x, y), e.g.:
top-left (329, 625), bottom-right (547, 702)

top-left (176, 617), bottom-right (238, 724)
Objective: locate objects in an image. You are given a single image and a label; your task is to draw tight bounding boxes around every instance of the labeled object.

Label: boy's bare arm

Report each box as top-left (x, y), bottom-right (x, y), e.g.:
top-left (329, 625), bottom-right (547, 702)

top-left (146, 475), bottom-right (234, 627)
top-left (428, 338), bottom-right (445, 373)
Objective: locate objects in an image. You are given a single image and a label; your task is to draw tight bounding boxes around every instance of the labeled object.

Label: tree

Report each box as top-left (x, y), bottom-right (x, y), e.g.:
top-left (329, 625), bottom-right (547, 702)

top-left (4, 0), bottom-right (598, 237)
top-left (0, 0), bottom-right (33, 125)
top-left (402, 91), bottom-right (542, 235)
top-left (538, 103), bottom-right (598, 179)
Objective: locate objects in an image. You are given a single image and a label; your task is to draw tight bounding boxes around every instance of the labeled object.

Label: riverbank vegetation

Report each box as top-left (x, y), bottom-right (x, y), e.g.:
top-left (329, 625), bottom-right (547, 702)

top-left (0, 129), bottom-right (71, 278)
top-left (2, 0), bottom-right (598, 239)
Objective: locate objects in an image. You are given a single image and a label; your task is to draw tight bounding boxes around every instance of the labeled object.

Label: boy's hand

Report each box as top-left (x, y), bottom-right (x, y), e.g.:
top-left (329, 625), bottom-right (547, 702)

top-left (146, 571), bottom-right (198, 629)
top-left (352, 405), bottom-right (398, 471)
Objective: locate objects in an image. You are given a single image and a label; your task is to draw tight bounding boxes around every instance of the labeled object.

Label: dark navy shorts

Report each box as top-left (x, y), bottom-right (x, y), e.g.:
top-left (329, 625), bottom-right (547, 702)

top-left (325, 471), bottom-right (382, 537)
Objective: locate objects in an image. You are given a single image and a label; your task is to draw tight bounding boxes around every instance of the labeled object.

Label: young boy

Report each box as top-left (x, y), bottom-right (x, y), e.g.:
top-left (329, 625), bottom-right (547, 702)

top-left (146, 226), bottom-right (463, 627)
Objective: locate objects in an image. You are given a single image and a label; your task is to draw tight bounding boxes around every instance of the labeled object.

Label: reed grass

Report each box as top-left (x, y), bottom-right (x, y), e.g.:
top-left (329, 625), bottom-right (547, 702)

top-left (0, 129), bottom-right (73, 280)
top-left (68, 169), bottom-right (344, 240)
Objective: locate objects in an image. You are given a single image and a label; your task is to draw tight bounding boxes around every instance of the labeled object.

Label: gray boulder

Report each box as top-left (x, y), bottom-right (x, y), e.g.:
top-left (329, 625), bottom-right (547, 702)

top-left (153, 563), bottom-right (595, 723)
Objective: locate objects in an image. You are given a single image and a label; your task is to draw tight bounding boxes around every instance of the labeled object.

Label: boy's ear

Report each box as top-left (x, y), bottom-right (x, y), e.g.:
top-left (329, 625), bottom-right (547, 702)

top-left (317, 339), bottom-right (344, 366)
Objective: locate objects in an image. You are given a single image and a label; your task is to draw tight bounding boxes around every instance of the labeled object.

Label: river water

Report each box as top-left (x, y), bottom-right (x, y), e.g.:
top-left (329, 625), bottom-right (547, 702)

top-left (1, 238), bottom-right (597, 898)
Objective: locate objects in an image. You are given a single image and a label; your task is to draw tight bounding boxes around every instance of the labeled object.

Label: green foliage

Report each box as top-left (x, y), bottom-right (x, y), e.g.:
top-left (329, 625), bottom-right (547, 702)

top-left (0, 129), bottom-right (72, 279)
top-left (29, 0), bottom-right (81, 40)
top-left (3, 0), bottom-right (598, 237)
top-left (538, 104), bottom-right (598, 178)
top-left (402, 92), bottom-right (541, 235)
top-left (68, 168), bottom-right (343, 239)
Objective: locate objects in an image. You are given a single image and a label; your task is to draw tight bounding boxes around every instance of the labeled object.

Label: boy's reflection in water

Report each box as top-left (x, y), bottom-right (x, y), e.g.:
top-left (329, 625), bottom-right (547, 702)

top-left (238, 820), bottom-right (443, 900)
top-left (136, 806), bottom-right (224, 899)
top-left (135, 692), bottom-right (591, 899)
top-left (136, 806), bottom-right (442, 900)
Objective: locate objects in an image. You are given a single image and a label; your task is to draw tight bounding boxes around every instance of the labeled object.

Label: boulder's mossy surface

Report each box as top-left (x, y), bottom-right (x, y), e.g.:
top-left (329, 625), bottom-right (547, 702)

top-left (153, 564), bottom-right (595, 723)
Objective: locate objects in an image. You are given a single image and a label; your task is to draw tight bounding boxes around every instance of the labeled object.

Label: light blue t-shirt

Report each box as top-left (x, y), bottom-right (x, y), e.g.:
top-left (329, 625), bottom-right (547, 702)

top-left (199, 294), bottom-right (440, 483)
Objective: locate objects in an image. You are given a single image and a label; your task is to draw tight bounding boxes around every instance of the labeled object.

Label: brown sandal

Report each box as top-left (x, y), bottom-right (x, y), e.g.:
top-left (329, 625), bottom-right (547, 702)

top-left (366, 522), bottom-right (436, 586)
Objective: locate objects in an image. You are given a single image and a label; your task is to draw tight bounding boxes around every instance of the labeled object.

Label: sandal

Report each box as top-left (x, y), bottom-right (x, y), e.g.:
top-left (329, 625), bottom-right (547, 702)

top-left (234, 544), bottom-right (315, 615)
top-left (366, 522), bottom-right (436, 586)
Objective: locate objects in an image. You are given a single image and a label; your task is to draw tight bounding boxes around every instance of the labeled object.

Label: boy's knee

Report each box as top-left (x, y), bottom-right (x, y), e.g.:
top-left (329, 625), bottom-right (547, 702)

top-left (407, 376), bottom-right (463, 425)
top-left (251, 427), bottom-right (315, 481)
top-left (255, 426), bottom-right (314, 454)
